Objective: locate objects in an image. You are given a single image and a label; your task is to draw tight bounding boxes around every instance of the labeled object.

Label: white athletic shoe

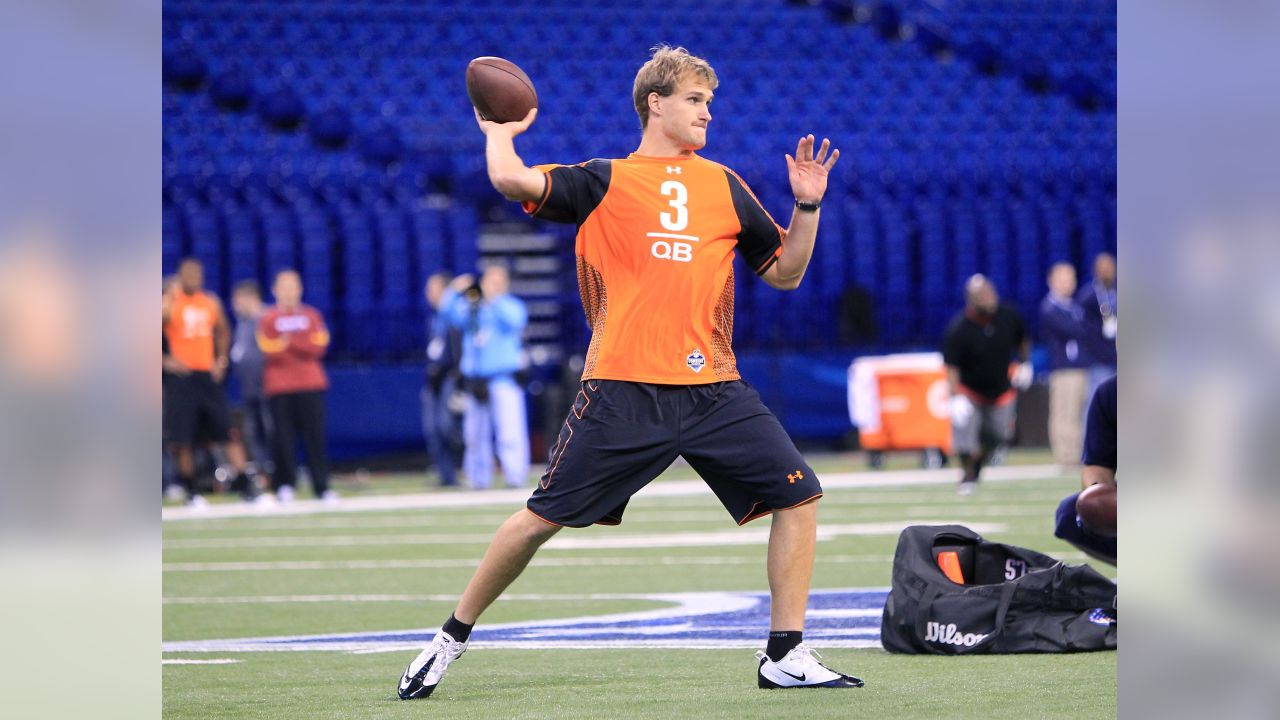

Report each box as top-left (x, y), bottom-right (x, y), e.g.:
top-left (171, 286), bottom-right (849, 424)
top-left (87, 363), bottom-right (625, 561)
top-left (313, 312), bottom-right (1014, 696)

top-left (186, 494), bottom-right (209, 511)
top-left (321, 489), bottom-right (340, 506)
top-left (276, 485), bottom-right (294, 504)
top-left (756, 644), bottom-right (864, 689)
top-left (398, 629), bottom-right (468, 699)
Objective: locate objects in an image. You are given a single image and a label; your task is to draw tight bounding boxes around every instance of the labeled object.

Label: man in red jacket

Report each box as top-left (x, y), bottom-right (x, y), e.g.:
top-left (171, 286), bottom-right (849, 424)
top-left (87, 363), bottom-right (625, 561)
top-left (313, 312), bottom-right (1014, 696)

top-left (256, 269), bottom-right (334, 503)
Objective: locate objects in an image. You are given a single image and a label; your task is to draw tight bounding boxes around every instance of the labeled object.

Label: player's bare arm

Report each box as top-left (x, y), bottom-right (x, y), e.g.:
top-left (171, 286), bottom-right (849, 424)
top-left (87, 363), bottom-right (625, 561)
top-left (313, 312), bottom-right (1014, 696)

top-left (945, 365), bottom-right (963, 396)
top-left (475, 108), bottom-right (545, 202)
top-left (762, 135), bottom-right (840, 291)
top-left (212, 296), bottom-right (231, 382)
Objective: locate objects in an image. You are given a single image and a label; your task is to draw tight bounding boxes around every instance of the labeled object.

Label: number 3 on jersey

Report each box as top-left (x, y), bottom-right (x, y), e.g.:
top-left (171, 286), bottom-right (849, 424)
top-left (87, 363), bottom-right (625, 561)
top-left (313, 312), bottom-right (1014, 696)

top-left (659, 180), bottom-right (688, 231)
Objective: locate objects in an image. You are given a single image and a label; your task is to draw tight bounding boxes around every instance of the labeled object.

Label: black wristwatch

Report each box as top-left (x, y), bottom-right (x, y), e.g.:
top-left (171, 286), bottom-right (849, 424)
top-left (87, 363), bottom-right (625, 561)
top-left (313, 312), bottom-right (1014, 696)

top-left (794, 199), bottom-right (822, 212)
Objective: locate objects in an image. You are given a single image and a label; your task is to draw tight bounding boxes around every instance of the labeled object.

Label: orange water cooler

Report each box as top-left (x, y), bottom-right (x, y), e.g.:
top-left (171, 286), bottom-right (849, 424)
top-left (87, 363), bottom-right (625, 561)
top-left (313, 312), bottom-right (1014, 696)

top-left (847, 353), bottom-right (952, 466)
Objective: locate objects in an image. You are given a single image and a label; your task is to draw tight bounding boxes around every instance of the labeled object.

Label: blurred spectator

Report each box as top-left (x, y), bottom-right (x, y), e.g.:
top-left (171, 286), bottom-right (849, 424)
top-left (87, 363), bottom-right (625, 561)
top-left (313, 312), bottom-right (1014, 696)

top-left (942, 274), bottom-right (1031, 495)
top-left (162, 259), bottom-right (257, 505)
top-left (1076, 252), bottom-right (1118, 398)
top-left (837, 284), bottom-right (878, 345)
top-left (441, 265), bottom-right (530, 489)
top-left (422, 272), bottom-right (463, 487)
top-left (1039, 262), bottom-right (1091, 468)
top-left (231, 279), bottom-right (273, 480)
top-left (1054, 375), bottom-right (1117, 565)
top-left (257, 269), bottom-right (334, 503)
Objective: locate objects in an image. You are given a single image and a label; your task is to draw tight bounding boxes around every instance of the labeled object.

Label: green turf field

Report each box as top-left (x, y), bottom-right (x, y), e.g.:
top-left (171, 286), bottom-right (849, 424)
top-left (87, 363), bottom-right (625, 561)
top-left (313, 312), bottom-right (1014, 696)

top-left (163, 452), bottom-right (1116, 719)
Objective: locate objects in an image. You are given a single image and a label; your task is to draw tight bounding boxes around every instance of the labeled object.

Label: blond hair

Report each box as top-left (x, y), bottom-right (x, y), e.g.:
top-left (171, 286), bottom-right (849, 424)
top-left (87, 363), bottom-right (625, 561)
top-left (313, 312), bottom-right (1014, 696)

top-left (632, 45), bottom-right (719, 130)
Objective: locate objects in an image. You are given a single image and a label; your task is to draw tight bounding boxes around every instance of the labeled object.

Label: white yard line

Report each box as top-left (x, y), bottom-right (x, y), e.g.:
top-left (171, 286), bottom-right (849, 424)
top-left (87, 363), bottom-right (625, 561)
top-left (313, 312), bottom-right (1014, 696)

top-left (162, 465), bottom-right (1065, 522)
top-left (162, 553), bottom-right (897, 573)
top-left (162, 548), bottom-right (1090, 575)
top-left (162, 521), bottom-right (1004, 551)
top-left (161, 501), bottom-right (1052, 536)
top-left (347, 639), bottom-right (887, 652)
top-left (162, 658), bottom-right (241, 665)
top-left (163, 592), bottom-right (665, 605)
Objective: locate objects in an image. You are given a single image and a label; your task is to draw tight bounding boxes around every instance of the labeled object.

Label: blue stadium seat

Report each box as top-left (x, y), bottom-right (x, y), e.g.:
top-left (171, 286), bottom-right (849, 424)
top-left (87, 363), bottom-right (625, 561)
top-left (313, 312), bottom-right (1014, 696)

top-left (163, 0), bottom-right (1115, 355)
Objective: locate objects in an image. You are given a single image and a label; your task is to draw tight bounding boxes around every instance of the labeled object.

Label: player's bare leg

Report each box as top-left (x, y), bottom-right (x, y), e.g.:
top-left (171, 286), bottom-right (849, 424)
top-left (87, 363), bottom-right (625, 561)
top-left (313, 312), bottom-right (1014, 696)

top-left (174, 445), bottom-right (196, 482)
top-left (767, 500), bottom-right (818, 631)
top-left (171, 444), bottom-right (205, 506)
top-left (399, 508), bottom-right (560, 699)
top-left (756, 499), bottom-right (863, 689)
top-left (224, 438), bottom-right (249, 473)
top-left (455, 509), bottom-right (561, 623)
top-left (214, 437), bottom-right (261, 500)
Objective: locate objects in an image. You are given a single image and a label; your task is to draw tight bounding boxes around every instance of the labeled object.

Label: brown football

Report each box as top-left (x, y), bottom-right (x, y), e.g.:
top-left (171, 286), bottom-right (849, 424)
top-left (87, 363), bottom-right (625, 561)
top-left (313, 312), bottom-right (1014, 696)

top-left (1076, 482), bottom-right (1116, 537)
top-left (466, 57), bottom-right (538, 124)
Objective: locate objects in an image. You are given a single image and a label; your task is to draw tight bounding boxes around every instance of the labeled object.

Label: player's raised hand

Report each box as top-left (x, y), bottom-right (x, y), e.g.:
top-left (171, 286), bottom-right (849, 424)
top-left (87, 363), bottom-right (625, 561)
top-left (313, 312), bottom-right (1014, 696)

top-left (474, 107), bottom-right (537, 137)
top-left (785, 135), bottom-right (840, 204)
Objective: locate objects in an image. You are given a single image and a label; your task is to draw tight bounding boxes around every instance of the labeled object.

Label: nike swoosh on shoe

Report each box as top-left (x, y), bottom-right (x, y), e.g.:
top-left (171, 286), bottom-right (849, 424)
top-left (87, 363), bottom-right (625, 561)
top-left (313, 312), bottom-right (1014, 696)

top-left (779, 668), bottom-right (806, 682)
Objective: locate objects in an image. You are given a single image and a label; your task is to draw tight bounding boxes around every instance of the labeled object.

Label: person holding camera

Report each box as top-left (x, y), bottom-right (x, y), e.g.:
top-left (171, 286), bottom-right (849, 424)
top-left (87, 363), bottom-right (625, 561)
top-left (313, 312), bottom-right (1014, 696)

top-left (440, 264), bottom-right (530, 489)
top-left (422, 272), bottom-right (463, 487)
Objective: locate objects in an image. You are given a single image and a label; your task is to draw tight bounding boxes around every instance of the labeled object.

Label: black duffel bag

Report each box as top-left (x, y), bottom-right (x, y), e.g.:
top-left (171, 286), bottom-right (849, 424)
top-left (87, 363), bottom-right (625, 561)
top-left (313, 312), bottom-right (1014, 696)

top-left (880, 524), bottom-right (1117, 654)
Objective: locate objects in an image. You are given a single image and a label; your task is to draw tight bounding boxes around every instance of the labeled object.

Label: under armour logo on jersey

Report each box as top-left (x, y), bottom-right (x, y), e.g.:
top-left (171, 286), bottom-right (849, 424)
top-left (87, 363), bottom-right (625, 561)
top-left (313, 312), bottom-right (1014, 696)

top-left (787, 470), bottom-right (805, 484)
top-left (665, 166), bottom-right (682, 174)
top-left (686, 348), bottom-right (705, 373)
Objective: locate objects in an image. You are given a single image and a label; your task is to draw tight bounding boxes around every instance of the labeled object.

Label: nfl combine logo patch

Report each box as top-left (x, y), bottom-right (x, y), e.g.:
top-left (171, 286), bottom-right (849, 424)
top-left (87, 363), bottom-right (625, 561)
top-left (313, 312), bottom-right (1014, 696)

top-left (686, 348), bottom-right (706, 373)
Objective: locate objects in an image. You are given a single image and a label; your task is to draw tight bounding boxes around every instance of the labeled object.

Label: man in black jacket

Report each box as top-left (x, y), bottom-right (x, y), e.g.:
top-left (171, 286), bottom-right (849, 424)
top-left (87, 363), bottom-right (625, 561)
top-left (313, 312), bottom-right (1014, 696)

top-left (942, 275), bottom-right (1032, 495)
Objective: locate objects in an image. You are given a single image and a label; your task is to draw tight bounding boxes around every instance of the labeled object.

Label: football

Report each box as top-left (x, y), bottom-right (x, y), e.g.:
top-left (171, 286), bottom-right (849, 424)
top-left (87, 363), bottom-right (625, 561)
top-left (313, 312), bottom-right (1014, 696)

top-left (1076, 482), bottom-right (1116, 537)
top-left (466, 56), bottom-right (538, 124)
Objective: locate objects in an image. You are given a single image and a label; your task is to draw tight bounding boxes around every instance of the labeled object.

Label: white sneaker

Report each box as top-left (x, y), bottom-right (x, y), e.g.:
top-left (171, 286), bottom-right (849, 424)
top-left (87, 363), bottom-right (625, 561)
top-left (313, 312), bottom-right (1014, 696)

top-left (756, 644), bottom-right (864, 689)
top-left (186, 494), bottom-right (209, 511)
top-left (321, 489), bottom-right (340, 506)
top-left (276, 485), bottom-right (294, 503)
top-left (957, 479), bottom-right (977, 496)
top-left (398, 629), bottom-right (468, 699)
top-left (165, 484), bottom-right (187, 503)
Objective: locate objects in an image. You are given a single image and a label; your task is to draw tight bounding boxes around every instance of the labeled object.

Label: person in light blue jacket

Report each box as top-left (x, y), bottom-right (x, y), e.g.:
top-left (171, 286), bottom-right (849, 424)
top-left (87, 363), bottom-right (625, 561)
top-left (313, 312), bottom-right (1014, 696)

top-left (440, 264), bottom-right (530, 489)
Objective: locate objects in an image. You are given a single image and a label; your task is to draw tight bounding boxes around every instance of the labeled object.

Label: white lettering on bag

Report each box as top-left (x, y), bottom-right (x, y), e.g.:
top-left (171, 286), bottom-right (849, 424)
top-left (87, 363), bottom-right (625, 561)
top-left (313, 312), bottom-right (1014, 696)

top-left (924, 621), bottom-right (990, 648)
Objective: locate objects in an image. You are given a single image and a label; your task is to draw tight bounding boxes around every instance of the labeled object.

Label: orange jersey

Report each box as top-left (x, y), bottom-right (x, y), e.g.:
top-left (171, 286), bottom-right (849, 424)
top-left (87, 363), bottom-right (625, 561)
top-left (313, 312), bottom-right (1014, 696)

top-left (164, 290), bottom-right (221, 371)
top-left (523, 153), bottom-right (785, 384)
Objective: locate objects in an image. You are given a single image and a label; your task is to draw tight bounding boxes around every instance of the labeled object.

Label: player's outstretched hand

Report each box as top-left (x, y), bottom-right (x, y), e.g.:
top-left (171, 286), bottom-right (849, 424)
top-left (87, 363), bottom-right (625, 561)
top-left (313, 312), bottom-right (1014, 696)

top-left (474, 107), bottom-right (537, 137)
top-left (786, 135), bottom-right (839, 205)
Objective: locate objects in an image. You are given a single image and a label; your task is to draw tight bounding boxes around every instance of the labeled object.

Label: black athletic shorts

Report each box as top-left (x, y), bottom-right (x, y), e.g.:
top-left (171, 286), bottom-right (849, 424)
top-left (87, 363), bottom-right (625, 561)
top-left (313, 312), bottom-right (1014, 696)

top-left (164, 371), bottom-right (232, 444)
top-left (527, 380), bottom-right (822, 527)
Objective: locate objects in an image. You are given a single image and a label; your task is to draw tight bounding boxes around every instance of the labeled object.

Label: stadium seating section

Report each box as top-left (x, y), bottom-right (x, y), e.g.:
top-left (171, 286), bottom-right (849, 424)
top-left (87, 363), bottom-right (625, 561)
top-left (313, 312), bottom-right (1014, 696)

top-left (163, 0), bottom-right (1116, 362)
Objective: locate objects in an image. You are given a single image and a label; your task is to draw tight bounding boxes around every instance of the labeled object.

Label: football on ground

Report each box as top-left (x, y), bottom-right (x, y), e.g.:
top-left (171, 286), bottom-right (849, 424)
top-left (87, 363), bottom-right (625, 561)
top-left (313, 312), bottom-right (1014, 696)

top-left (466, 56), bottom-right (538, 123)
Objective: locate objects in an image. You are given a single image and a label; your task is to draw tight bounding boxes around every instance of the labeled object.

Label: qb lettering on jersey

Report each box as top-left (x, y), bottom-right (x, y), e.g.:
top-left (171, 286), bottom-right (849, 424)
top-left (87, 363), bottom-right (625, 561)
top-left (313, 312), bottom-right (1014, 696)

top-left (651, 240), bottom-right (693, 262)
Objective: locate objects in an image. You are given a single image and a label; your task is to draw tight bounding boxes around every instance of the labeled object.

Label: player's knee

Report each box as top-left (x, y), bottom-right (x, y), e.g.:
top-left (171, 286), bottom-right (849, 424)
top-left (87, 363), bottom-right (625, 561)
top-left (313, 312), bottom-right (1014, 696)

top-left (775, 497), bottom-right (820, 519)
top-left (518, 509), bottom-right (563, 541)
